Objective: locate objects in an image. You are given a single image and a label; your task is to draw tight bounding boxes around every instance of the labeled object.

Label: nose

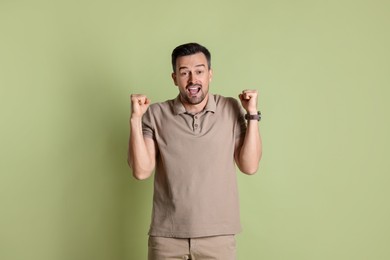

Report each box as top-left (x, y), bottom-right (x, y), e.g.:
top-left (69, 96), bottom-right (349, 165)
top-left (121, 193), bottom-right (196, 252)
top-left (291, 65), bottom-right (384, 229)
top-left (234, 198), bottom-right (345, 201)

top-left (188, 72), bottom-right (196, 84)
top-left (188, 72), bottom-right (194, 83)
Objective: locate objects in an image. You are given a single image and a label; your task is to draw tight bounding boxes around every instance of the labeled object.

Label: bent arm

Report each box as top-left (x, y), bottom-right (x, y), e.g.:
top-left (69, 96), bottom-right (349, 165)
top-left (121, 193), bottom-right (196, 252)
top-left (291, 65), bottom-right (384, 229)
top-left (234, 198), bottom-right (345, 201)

top-left (128, 116), bottom-right (156, 180)
top-left (234, 119), bottom-right (262, 175)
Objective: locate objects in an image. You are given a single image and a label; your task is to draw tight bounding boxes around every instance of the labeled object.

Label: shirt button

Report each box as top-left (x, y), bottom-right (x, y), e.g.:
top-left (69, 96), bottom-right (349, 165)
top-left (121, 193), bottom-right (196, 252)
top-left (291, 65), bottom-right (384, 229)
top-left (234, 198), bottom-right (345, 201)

top-left (194, 116), bottom-right (198, 119)
top-left (194, 124), bottom-right (198, 128)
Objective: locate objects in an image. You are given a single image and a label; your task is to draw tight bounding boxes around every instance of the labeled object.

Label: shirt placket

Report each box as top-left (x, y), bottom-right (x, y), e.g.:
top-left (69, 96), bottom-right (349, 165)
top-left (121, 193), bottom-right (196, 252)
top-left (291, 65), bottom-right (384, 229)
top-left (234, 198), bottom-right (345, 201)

top-left (193, 114), bottom-right (200, 134)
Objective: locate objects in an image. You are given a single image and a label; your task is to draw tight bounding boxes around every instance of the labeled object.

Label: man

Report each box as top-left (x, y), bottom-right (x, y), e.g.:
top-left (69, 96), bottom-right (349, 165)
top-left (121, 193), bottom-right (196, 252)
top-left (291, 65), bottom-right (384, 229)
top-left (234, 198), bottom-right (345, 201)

top-left (128, 43), bottom-right (262, 260)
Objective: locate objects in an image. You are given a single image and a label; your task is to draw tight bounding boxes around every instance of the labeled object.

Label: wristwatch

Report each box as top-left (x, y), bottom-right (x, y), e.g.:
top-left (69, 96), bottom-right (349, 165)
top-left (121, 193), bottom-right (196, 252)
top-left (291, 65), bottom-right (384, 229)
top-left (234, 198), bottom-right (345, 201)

top-left (245, 111), bottom-right (261, 121)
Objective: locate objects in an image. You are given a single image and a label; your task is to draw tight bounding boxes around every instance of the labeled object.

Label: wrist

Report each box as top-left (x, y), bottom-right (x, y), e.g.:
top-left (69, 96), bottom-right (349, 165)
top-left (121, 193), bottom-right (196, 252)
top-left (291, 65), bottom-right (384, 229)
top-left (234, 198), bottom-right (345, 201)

top-left (130, 115), bottom-right (143, 123)
top-left (244, 111), bottom-right (261, 121)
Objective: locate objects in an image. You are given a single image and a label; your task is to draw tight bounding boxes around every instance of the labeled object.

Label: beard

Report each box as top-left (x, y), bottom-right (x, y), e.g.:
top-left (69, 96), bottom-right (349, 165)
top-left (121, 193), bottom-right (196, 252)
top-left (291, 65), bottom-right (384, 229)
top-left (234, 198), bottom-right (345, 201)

top-left (179, 84), bottom-right (208, 105)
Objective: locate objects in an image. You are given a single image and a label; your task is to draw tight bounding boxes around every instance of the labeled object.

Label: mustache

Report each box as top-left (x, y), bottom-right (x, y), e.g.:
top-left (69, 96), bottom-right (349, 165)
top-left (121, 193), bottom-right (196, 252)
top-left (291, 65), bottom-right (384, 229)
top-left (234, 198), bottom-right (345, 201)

top-left (186, 84), bottom-right (202, 88)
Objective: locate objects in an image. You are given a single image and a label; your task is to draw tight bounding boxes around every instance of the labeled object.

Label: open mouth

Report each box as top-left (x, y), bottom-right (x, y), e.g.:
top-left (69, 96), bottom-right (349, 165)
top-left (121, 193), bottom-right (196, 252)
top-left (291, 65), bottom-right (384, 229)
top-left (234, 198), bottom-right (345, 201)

top-left (187, 85), bottom-right (201, 96)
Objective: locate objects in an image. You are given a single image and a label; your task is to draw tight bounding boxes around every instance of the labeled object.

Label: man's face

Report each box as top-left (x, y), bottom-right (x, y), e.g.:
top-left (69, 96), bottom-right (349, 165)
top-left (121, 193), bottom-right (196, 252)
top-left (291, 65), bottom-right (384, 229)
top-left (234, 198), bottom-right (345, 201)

top-left (172, 52), bottom-right (213, 106)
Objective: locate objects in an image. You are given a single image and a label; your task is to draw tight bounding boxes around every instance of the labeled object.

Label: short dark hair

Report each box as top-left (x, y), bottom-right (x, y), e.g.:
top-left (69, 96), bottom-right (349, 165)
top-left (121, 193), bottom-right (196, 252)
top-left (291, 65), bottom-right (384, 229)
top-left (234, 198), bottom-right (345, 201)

top-left (171, 43), bottom-right (211, 72)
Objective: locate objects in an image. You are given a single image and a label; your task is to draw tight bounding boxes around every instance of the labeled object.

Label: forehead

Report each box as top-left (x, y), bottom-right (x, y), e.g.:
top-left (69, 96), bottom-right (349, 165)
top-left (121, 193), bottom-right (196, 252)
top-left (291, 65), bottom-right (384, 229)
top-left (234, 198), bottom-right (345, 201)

top-left (175, 52), bottom-right (208, 70)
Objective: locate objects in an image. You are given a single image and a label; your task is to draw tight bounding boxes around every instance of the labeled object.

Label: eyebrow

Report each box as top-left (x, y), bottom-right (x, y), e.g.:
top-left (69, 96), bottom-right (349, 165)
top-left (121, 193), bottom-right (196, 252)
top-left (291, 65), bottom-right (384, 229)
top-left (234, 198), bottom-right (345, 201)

top-left (178, 64), bottom-right (206, 71)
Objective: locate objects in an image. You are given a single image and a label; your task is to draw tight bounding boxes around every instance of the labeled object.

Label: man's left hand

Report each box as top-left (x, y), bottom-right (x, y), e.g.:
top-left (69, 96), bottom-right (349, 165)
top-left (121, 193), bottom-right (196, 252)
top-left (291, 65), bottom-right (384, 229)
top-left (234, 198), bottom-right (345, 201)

top-left (238, 89), bottom-right (258, 114)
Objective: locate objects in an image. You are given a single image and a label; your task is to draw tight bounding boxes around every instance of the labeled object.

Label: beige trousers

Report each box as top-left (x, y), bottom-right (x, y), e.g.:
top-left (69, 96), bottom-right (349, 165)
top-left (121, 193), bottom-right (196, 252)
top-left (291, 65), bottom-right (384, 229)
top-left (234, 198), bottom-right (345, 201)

top-left (148, 235), bottom-right (237, 260)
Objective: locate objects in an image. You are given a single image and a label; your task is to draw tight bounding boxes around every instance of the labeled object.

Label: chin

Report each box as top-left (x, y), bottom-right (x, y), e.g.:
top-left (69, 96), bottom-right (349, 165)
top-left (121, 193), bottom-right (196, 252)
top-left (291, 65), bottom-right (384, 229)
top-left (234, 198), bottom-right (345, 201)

top-left (188, 95), bottom-right (205, 105)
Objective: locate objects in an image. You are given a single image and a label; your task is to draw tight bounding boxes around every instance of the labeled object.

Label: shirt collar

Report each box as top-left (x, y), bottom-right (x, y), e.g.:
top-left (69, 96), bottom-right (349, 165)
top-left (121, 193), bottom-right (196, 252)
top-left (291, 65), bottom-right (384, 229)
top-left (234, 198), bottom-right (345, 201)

top-left (173, 93), bottom-right (216, 115)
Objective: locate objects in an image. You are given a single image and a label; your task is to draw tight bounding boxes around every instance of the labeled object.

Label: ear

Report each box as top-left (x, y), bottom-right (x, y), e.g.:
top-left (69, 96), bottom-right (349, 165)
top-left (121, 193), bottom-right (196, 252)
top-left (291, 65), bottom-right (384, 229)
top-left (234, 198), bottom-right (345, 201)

top-left (209, 69), bottom-right (213, 82)
top-left (171, 72), bottom-right (178, 86)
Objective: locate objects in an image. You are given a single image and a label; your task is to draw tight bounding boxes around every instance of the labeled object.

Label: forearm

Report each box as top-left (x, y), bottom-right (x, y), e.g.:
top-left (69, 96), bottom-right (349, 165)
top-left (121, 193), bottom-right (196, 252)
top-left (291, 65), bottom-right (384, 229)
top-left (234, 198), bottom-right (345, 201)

top-left (237, 120), bottom-right (262, 174)
top-left (128, 117), bottom-right (155, 180)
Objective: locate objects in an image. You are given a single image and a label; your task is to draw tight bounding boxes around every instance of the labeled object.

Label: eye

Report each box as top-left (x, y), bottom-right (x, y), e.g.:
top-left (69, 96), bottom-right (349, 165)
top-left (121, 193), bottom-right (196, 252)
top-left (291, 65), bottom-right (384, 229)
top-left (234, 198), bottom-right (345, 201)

top-left (196, 70), bottom-right (204, 75)
top-left (180, 71), bottom-right (189, 77)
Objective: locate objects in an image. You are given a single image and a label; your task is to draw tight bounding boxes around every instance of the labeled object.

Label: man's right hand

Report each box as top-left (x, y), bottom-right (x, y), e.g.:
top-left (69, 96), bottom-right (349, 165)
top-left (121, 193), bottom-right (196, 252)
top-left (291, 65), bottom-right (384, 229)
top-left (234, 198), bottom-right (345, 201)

top-left (128, 94), bottom-right (156, 180)
top-left (130, 94), bottom-right (151, 118)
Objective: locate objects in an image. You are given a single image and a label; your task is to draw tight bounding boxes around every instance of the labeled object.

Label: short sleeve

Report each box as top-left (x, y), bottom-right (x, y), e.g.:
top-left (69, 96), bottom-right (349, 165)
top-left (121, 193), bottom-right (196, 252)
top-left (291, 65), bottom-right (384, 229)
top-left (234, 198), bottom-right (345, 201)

top-left (142, 107), bottom-right (155, 140)
top-left (233, 99), bottom-right (247, 139)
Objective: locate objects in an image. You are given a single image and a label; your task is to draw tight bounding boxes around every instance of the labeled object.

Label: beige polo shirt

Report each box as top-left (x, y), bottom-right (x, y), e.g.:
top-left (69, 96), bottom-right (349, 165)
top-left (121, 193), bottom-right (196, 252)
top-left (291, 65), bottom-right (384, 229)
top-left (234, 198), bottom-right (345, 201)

top-left (142, 93), bottom-right (247, 238)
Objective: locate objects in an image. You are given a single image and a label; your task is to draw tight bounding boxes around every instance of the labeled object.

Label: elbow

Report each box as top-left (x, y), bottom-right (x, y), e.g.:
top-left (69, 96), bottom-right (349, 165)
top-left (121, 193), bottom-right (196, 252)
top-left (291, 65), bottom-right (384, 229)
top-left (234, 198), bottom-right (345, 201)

top-left (238, 157), bottom-right (261, 175)
top-left (133, 171), bottom-right (151, 180)
top-left (241, 166), bottom-right (259, 175)
top-left (131, 167), bottom-right (153, 180)
top-left (236, 148), bottom-right (262, 175)
top-left (129, 162), bottom-right (154, 180)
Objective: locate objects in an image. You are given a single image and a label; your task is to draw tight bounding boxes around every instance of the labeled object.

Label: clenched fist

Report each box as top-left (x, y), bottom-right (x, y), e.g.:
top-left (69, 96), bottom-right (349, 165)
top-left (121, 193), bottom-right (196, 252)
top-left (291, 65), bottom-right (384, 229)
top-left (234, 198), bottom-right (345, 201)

top-left (130, 94), bottom-right (151, 119)
top-left (238, 90), bottom-right (258, 114)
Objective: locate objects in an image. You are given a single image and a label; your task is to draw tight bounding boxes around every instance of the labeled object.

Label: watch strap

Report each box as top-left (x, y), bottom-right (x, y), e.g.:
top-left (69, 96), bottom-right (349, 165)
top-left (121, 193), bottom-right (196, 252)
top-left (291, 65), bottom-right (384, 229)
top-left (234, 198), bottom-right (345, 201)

top-left (244, 111), bottom-right (261, 121)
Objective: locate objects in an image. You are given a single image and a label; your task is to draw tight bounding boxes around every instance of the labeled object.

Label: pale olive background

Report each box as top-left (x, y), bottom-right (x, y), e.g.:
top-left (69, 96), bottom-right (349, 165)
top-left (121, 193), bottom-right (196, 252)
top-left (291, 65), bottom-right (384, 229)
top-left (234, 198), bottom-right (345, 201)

top-left (1, 0), bottom-right (389, 259)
